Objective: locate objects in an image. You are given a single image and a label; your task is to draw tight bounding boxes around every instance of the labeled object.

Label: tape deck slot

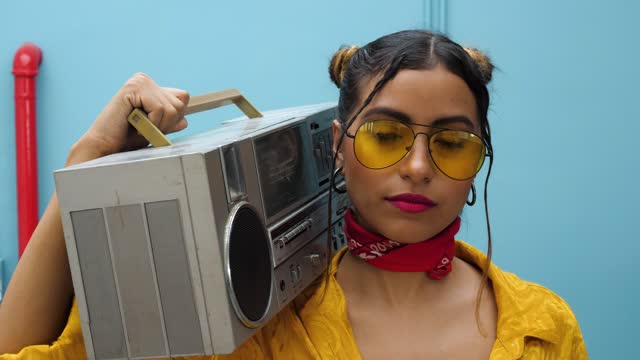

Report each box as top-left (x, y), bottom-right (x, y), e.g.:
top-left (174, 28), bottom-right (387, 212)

top-left (281, 218), bottom-right (313, 245)
top-left (270, 191), bottom-right (345, 266)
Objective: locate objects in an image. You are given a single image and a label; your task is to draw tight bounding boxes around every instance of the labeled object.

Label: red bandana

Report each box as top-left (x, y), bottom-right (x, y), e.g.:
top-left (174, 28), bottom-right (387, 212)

top-left (343, 209), bottom-right (460, 279)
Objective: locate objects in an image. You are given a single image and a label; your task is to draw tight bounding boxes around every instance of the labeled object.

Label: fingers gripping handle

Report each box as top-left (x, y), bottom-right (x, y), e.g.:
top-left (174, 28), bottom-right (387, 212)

top-left (127, 88), bottom-right (262, 147)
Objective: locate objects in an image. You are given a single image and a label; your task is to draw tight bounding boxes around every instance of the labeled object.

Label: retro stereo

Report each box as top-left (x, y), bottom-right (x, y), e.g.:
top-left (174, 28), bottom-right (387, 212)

top-left (54, 90), bottom-right (350, 360)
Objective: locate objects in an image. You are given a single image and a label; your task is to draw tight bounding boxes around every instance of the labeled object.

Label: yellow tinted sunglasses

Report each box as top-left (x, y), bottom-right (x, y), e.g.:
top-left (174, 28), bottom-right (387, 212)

top-left (346, 119), bottom-right (488, 180)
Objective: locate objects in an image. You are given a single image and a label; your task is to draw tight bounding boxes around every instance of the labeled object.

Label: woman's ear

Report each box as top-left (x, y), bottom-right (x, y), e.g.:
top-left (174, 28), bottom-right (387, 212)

top-left (332, 119), bottom-right (345, 167)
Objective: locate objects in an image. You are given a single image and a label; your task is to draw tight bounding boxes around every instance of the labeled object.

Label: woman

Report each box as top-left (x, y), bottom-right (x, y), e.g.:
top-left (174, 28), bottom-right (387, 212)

top-left (0, 30), bottom-right (587, 359)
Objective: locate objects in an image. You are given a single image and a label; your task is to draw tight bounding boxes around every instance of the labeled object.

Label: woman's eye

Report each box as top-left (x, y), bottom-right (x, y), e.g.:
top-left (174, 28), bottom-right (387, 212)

top-left (434, 139), bottom-right (466, 149)
top-left (373, 132), bottom-right (402, 142)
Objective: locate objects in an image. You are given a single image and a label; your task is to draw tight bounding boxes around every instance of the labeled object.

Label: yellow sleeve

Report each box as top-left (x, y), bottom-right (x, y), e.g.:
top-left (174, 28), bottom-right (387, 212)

top-left (520, 285), bottom-right (590, 359)
top-left (569, 314), bottom-right (588, 360)
top-left (0, 299), bottom-right (270, 360)
top-left (0, 299), bottom-right (88, 360)
top-left (555, 292), bottom-right (589, 359)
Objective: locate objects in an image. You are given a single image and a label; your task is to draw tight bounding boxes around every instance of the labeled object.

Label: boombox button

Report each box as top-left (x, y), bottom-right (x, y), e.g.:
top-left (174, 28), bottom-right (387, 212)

top-left (307, 254), bottom-right (322, 267)
top-left (290, 267), bottom-right (300, 283)
top-left (303, 219), bottom-right (313, 228)
top-left (274, 238), bottom-right (285, 249)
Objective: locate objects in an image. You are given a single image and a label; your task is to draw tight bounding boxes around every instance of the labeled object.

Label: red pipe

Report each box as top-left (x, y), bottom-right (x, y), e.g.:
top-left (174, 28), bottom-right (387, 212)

top-left (13, 43), bottom-right (42, 258)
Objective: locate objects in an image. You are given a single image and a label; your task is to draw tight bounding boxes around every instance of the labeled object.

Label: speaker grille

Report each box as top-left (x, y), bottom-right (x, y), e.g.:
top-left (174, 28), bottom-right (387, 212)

top-left (227, 204), bottom-right (272, 325)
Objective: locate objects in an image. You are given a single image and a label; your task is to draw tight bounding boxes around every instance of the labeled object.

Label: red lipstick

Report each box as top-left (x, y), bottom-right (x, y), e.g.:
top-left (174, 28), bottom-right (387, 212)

top-left (386, 193), bottom-right (436, 213)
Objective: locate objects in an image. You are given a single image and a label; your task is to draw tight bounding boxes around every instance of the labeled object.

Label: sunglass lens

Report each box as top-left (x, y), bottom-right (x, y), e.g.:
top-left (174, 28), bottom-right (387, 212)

top-left (430, 130), bottom-right (486, 180)
top-left (354, 120), bottom-right (414, 169)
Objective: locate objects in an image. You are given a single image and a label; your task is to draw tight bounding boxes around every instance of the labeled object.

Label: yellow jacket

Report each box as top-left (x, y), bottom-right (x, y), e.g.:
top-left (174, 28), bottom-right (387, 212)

top-left (1, 241), bottom-right (587, 359)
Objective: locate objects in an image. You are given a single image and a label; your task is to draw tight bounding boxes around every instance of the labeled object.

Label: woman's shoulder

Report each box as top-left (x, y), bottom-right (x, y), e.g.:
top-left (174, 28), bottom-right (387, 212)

top-left (0, 249), bottom-right (351, 360)
top-left (0, 294), bottom-right (328, 360)
top-left (455, 240), bottom-right (587, 357)
top-left (496, 269), bottom-right (582, 333)
top-left (456, 241), bottom-right (574, 308)
top-left (463, 243), bottom-right (578, 318)
top-left (493, 269), bottom-right (587, 357)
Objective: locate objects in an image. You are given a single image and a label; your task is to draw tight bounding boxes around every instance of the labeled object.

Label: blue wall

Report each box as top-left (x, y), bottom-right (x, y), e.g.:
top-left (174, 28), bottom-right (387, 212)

top-left (1, 0), bottom-right (637, 357)
top-left (0, 0), bottom-right (424, 285)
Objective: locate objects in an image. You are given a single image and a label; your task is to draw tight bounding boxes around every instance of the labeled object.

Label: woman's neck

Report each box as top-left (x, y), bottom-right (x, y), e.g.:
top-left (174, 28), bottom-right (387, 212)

top-left (336, 249), bottom-right (464, 309)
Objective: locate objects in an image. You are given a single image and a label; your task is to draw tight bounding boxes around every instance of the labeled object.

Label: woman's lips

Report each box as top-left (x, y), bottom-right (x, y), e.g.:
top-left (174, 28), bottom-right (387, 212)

top-left (386, 193), bottom-right (436, 213)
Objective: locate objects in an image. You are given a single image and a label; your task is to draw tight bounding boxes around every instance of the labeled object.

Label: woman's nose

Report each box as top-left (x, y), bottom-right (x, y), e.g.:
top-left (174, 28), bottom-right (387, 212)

top-left (397, 134), bottom-right (436, 183)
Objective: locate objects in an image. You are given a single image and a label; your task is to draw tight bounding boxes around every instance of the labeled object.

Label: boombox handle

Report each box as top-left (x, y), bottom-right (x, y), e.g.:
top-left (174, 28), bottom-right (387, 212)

top-left (127, 89), bottom-right (263, 147)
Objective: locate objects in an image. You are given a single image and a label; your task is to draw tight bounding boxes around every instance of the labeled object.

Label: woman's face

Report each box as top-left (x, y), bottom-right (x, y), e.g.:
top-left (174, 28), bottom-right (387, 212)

top-left (333, 65), bottom-right (481, 243)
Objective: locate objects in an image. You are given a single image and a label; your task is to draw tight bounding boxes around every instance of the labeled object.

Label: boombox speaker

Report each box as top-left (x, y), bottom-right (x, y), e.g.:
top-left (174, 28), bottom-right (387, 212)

top-left (55, 89), bottom-right (349, 360)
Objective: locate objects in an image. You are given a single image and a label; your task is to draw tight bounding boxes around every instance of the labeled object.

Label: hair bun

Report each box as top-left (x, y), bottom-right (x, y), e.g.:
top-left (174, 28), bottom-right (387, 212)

top-left (329, 45), bottom-right (360, 88)
top-left (464, 47), bottom-right (494, 85)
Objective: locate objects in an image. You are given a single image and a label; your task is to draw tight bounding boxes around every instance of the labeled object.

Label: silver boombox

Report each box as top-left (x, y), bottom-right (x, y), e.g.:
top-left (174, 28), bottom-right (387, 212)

top-left (54, 90), bottom-right (350, 360)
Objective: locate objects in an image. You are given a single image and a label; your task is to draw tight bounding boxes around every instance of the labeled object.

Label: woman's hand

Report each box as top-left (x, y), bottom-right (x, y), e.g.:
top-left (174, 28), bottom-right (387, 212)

top-left (73, 73), bottom-right (190, 160)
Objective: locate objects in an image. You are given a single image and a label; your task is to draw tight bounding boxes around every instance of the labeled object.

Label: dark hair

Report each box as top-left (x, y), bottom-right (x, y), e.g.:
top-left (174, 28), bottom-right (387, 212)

top-left (326, 29), bottom-right (495, 334)
top-left (330, 30), bottom-right (493, 144)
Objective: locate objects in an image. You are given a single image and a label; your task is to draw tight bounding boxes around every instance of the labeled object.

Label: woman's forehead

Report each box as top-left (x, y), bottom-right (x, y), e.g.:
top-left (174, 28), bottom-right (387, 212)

top-left (355, 66), bottom-right (480, 131)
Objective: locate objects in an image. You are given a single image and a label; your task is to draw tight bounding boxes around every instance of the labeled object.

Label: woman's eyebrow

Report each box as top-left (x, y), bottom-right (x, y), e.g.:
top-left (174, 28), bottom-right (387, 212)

top-left (362, 107), bottom-right (475, 130)
top-left (361, 107), bottom-right (412, 123)
top-left (431, 116), bottom-right (475, 130)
